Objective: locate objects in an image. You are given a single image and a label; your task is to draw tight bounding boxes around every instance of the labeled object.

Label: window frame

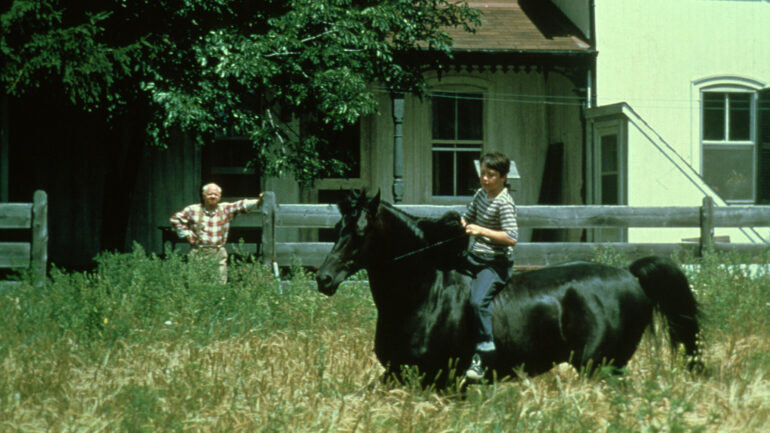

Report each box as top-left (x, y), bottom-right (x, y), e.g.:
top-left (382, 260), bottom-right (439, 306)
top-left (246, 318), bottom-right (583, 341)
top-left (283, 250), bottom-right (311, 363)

top-left (757, 88), bottom-right (770, 204)
top-left (694, 76), bottom-right (766, 204)
top-left (201, 136), bottom-right (262, 200)
top-left (585, 112), bottom-right (627, 242)
top-left (588, 118), bottom-right (627, 206)
top-left (430, 90), bottom-right (485, 199)
top-left (313, 120), bottom-right (367, 191)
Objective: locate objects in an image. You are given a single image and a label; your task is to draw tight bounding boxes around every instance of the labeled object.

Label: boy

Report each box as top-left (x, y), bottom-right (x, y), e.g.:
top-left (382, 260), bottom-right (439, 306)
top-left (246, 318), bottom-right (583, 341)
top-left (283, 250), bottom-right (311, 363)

top-left (462, 152), bottom-right (518, 381)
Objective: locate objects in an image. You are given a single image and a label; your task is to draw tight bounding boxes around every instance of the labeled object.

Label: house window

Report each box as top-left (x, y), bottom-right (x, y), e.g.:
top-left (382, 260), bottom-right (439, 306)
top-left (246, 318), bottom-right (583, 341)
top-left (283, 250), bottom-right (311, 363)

top-left (202, 138), bottom-right (261, 198)
top-left (701, 90), bottom-right (757, 203)
top-left (600, 134), bottom-right (620, 205)
top-left (591, 119), bottom-right (626, 207)
top-left (431, 91), bottom-right (482, 197)
top-left (320, 122), bottom-right (361, 179)
top-left (758, 89), bottom-right (770, 204)
top-left (588, 118), bottom-right (627, 242)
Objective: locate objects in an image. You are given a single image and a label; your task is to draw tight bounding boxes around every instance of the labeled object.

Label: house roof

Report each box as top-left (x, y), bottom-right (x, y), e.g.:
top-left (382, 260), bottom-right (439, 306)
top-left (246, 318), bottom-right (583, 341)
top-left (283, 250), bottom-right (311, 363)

top-left (447, 1), bottom-right (592, 53)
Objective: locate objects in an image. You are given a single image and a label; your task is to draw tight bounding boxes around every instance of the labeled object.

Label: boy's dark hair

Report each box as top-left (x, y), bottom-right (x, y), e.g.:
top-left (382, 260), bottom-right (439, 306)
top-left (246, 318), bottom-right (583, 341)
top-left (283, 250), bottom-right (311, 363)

top-left (479, 152), bottom-right (510, 177)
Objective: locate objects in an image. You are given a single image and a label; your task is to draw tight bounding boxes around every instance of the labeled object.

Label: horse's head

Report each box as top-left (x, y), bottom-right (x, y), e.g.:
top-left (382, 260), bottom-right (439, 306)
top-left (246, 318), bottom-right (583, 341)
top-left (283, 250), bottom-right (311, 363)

top-left (316, 189), bottom-right (380, 296)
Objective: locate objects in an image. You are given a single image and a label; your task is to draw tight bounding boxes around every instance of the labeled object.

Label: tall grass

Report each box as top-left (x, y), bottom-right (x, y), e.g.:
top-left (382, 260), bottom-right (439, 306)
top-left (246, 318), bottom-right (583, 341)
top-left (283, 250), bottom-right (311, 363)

top-left (1, 246), bottom-right (768, 432)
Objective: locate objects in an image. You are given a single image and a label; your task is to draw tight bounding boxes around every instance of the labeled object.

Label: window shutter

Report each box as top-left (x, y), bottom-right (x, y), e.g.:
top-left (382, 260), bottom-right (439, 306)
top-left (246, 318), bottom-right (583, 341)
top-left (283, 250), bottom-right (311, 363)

top-left (758, 89), bottom-right (770, 204)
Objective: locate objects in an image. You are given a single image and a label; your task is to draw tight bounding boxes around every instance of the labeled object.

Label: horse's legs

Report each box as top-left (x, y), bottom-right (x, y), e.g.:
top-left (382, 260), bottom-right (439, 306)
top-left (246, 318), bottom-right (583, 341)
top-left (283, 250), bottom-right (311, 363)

top-left (560, 287), bottom-right (599, 370)
top-left (503, 297), bottom-right (570, 377)
top-left (561, 284), bottom-right (653, 375)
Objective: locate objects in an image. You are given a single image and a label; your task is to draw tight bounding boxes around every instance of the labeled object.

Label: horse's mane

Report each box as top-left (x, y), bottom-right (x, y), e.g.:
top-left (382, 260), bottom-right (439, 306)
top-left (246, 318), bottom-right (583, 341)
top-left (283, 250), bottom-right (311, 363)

top-left (379, 198), bottom-right (468, 269)
top-left (381, 201), bottom-right (428, 242)
top-left (337, 189), bottom-right (468, 268)
top-left (338, 189), bottom-right (424, 236)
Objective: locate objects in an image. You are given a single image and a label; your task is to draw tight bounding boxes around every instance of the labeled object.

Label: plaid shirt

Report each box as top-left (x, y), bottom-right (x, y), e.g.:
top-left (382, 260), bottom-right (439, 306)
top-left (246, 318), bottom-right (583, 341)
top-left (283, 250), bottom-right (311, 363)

top-left (170, 199), bottom-right (259, 247)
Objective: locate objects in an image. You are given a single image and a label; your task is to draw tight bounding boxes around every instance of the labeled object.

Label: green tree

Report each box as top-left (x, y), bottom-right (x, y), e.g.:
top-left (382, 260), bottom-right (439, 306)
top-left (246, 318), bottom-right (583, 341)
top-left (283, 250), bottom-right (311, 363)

top-left (1, 0), bottom-right (480, 184)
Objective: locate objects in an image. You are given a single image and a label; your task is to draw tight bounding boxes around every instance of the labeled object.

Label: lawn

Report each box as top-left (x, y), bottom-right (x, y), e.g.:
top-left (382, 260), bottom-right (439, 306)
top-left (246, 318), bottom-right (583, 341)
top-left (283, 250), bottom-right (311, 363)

top-left (1, 246), bottom-right (768, 432)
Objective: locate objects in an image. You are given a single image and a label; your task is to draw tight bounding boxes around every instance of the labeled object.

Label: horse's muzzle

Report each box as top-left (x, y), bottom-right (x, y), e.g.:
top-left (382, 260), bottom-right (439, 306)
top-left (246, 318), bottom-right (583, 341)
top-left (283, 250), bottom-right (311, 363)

top-left (316, 273), bottom-right (339, 296)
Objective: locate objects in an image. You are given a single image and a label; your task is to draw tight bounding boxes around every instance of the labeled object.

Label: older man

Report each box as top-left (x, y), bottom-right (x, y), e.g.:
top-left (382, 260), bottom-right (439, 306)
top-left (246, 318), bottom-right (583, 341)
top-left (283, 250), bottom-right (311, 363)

top-left (170, 183), bottom-right (263, 283)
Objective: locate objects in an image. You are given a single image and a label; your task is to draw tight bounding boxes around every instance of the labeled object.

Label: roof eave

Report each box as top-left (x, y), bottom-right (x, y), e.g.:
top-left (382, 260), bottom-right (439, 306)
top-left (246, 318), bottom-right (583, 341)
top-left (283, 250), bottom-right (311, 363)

top-left (449, 48), bottom-right (597, 56)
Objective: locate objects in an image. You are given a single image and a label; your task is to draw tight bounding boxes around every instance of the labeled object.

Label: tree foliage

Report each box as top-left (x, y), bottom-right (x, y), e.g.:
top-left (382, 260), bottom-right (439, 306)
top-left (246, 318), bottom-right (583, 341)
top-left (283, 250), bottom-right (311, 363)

top-left (1, 0), bottom-right (480, 183)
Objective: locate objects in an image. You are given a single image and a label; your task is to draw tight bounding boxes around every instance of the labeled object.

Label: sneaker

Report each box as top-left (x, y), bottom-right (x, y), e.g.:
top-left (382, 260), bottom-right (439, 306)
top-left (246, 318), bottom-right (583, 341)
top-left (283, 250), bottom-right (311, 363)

top-left (465, 353), bottom-right (485, 381)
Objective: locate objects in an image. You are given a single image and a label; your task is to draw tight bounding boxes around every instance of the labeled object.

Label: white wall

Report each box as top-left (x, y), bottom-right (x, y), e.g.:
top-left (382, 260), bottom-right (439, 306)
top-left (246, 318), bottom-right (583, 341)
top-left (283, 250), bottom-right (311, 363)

top-left (595, 0), bottom-right (770, 167)
top-left (587, 103), bottom-right (767, 244)
top-left (595, 0), bottom-right (770, 243)
top-left (625, 114), bottom-right (730, 243)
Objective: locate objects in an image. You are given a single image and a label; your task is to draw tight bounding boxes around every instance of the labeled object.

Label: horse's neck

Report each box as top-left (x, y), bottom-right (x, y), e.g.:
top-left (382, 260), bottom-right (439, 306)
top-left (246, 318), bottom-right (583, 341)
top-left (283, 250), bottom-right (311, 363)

top-left (376, 204), bottom-right (425, 254)
top-left (367, 205), bottom-right (468, 323)
top-left (368, 267), bottom-right (467, 325)
top-left (368, 267), bottom-right (471, 366)
top-left (367, 207), bottom-right (460, 313)
top-left (367, 266), bottom-right (433, 313)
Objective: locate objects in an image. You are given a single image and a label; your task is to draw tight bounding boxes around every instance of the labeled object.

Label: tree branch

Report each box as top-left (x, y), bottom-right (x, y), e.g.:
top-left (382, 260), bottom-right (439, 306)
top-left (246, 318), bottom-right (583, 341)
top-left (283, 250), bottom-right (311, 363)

top-left (265, 29), bottom-right (337, 57)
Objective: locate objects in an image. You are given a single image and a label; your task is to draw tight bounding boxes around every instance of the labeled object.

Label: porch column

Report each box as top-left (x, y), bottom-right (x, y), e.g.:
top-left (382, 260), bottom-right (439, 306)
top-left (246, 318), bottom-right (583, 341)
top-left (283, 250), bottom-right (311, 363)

top-left (392, 93), bottom-right (404, 203)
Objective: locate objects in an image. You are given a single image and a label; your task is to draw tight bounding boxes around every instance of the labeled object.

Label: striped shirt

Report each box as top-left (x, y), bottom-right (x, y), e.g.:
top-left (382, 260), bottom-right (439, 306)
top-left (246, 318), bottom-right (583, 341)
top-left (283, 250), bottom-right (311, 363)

top-left (463, 188), bottom-right (518, 258)
top-left (170, 199), bottom-right (259, 247)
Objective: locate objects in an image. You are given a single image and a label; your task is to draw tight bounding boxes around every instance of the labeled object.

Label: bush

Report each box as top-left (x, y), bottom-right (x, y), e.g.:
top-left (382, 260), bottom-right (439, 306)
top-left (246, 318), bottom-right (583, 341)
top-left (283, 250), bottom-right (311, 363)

top-left (0, 244), bottom-right (374, 354)
top-left (687, 249), bottom-right (770, 338)
top-left (1, 247), bottom-right (769, 432)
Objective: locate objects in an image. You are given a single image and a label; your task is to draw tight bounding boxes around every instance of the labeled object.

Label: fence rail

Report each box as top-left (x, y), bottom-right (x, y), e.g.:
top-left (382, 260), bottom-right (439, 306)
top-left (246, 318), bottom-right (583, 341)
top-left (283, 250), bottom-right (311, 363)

top-left (0, 190), bottom-right (48, 287)
top-left (270, 203), bottom-right (770, 228)
top-left (253, 192), bottom-right (769, 268)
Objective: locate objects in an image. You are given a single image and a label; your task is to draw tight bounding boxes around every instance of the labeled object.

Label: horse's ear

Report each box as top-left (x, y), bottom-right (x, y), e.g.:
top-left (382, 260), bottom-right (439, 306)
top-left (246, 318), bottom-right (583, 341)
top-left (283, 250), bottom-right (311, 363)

top-left (337, 193), bottom-right (351, 215)
top-left (337, 189), bottom-right (360, 215)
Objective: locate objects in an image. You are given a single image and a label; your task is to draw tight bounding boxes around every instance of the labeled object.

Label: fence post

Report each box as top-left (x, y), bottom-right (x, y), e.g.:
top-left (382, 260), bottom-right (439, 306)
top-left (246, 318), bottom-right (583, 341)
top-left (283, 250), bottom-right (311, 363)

top-left (31, 190), bottom-right (48, 287)
top-left (260, 191), bottom-right (276, 268)
top-left (699, 195), bottom-right (714, 257)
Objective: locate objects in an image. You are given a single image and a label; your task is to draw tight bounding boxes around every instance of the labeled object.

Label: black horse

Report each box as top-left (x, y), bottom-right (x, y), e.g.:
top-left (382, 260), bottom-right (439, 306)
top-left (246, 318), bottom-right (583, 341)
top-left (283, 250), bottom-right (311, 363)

top-left (316, 190), bottom-right (702, 386)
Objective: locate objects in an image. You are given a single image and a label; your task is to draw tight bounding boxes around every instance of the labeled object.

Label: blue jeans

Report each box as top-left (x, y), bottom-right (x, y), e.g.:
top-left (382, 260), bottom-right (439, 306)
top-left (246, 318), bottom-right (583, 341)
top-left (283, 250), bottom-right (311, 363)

top-left (466, 253), bottom-right (514, 352)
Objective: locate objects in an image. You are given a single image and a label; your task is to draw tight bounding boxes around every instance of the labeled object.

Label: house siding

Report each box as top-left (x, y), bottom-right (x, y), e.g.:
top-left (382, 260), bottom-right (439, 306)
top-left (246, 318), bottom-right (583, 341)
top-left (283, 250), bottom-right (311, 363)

top-left (309, 67), bottom-right (586, 243)
top-left (3, 3), bottom-right (594, 267)
top-left (593, 0), bottom-right (770, 243)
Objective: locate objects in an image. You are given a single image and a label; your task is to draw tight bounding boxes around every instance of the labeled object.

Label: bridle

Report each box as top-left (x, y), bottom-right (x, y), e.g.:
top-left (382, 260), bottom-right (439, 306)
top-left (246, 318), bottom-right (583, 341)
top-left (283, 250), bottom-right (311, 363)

top-left (391, 234), bottom-right (468, 262)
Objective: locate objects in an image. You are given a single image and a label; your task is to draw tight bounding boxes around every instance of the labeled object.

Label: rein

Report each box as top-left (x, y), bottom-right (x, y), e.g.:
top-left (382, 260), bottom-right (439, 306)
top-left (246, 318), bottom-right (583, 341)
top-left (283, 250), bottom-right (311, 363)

top-left (391, 235), bottom-right (467, 262)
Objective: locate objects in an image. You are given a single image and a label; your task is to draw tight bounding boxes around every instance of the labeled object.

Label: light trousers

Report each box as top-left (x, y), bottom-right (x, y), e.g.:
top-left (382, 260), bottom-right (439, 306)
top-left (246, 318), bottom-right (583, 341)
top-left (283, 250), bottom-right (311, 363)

top-left (191, 245), bottom-right (228, 283)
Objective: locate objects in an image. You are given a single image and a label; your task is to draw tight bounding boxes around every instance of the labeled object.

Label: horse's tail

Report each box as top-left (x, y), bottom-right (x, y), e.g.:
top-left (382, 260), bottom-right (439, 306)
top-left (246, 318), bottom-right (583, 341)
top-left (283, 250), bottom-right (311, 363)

top-left (629, 256), bottom-right (703, 371)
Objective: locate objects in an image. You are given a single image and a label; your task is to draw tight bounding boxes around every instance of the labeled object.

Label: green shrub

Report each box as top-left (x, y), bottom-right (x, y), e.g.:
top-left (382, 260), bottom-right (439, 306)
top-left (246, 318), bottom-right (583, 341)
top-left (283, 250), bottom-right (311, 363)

top-left (688, 249), bottom-right (770, 338)
top-left (1, 247), bottom-right (769, 432)
top-left (0, 244), bottom-right (374, 353)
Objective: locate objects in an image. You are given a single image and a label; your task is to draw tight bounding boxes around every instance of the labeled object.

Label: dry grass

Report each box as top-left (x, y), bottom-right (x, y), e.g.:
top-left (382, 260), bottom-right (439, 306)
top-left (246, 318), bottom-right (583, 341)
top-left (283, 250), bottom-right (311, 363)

top-left (1, 250), bottom-right (769, 432)
top-left (2, 321), bottom-right (769, 432)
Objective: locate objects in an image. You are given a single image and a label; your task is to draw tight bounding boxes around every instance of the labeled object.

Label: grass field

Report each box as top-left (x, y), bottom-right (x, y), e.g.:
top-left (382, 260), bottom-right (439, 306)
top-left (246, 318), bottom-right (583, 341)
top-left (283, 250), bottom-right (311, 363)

top-left (1, 246), bottom-right (769, 432)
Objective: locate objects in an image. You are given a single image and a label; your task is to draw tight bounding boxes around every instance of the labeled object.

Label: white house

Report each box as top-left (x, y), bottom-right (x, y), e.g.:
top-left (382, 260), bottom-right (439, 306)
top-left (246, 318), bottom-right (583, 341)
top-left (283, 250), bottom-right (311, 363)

top-left (554, 0), bottom-right (770, 244)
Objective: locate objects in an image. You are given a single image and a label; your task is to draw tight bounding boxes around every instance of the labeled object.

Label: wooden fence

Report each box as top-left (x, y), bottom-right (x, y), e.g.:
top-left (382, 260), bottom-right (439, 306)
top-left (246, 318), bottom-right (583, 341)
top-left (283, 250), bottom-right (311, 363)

top-left (253, 192), bottom-right (770, 268)
top-left (0, 190), bottom-right (48, 287)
